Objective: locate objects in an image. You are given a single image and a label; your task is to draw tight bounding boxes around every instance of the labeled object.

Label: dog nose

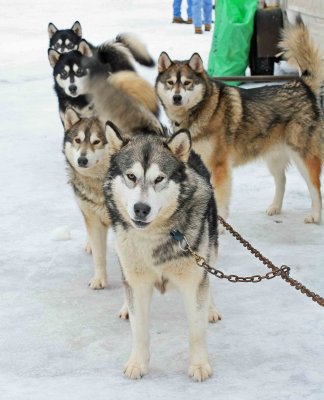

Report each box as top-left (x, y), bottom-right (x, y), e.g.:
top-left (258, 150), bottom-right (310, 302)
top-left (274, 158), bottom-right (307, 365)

top-left (134, 202), bottom-right (151, 220)
top-left (173, 94), bottom-right (182, 104)
top-left (78, 156), bottom-right (88, 167)
top-left (69, 84), bottom-right (77, 95)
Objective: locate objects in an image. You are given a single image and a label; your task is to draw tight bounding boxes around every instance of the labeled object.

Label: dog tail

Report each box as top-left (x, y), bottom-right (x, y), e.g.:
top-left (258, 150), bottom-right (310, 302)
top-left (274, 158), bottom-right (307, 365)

top-left (87, 71), bottom-right (162, 135)
top-left (97, 41), bottom-right (136, 72)
top-left (116, 33), bottom-right (155, 67)
top-left (278, 15), bottom-right (324, 94)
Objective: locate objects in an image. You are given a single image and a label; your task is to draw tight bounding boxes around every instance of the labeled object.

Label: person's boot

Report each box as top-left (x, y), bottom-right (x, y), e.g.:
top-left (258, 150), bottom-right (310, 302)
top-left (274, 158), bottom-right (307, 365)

top-left (172, 16), bottom-right (187, 23)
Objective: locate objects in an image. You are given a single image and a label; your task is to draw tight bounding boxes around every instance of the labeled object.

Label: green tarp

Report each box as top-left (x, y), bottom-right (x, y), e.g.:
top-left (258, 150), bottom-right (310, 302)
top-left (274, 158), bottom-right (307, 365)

top-left (208, 0), bottom-right (258, 85)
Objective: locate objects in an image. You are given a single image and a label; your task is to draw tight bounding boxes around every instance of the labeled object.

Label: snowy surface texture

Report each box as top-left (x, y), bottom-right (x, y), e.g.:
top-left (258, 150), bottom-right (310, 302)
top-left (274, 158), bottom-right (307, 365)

top-left (0, 1), bottom-right (323, 399)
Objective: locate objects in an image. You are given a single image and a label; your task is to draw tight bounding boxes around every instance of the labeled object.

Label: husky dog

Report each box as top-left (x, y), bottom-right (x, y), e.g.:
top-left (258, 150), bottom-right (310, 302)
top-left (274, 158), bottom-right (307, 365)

top-left (156, 16), bottom-right (324, 224)
top-left (48, 21), bottom-right (82, 53)
top-left (48, 20), bottom-right (154, 69)
top-left (48, 40), bottom-right (96, 122)
top-left (63, 109), bottom-right (110, 289)
top-left (62, 70), bottom-right (161, 289)
top-left (103, 123), bottom-right (220, 381)
top-left (49, 33), bottom-right (157, 123)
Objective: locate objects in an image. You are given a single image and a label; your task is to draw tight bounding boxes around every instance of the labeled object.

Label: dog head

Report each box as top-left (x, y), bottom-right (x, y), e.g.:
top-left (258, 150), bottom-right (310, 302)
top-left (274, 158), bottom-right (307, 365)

top-left (155, 52), bottom-right (208, 110)
top-left (48, 40), bottom-right (93, 97)
top-left (48, 21), bottom-right (82, 53)
top-left (63, 108), bottom-right (108, 170)
top-left (104, 122), bottom-right (191, 230)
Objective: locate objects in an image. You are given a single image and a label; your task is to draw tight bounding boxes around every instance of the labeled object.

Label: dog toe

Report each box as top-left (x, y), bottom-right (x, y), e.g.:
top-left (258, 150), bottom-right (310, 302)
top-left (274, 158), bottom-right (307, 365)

top-left (124, 361), bottom-right (148, 379)
top-left (118, 303), bottom-right (129, 320)
top-left (88, 277), bottom-right (107, 290)
top-left (84, 242), bottom-right (92, 254)
top-left (188, 362), bottom-right (212, 382)
top-left (304, 213), bottom-right (321, 224)
top-left (266, 205), bottom-right (281, 216)
top-left (208, 308), bottom-right (221, 323)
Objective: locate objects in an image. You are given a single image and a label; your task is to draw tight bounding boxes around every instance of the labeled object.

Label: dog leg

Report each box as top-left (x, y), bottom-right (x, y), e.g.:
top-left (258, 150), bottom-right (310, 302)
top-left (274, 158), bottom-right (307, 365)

top-left (179, 276), bottom-right (212, 382)
top-left (208, 291), bottom-right (221, 323)
top-left (118, 298), bottom-right (129, 320)
top-left (84, 216), bottom-right (108, 289)
top-left (84, 236), bottom-right (92, 254)
top-left (265, 152), bottom-right (289, 216)
top-left (123, 277), bottom-right (154, 379)
top-left (291, 152), bottom-right (322, 223)
top-left (210, 159), bottom-right (232, 233)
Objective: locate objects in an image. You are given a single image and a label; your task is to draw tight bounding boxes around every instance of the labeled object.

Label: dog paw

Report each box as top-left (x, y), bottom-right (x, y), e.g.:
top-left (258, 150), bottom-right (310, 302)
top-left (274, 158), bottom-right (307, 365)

top-left (88, 276), bottom-right (107, 290)
top-left (266, 205), bottom-right (281, 216)
top-left (118, 303), bottom-right (129, 320)
top-left (304, 213), bottom-right (321, 224)
top-left (124, 360), bottom-right (148, 379)
top-left (208, 308), bottom-right (221, 323)
top-left (84, 242), bottom-right (92, 254)
top-left (188, 362), bottom-right (212, 382)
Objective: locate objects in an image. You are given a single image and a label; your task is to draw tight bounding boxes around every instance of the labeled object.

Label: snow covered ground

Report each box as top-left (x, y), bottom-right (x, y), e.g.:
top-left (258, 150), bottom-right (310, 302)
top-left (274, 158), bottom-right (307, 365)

top-left (0, 1), bottom-right (323, 399)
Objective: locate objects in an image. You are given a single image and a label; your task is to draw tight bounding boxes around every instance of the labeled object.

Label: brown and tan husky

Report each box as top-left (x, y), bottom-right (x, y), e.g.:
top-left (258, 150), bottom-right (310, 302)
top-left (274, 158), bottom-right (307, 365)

top-left (62, 71), bottom-right (162, 290)
top-left (156, 16), bottom-right (324, 224)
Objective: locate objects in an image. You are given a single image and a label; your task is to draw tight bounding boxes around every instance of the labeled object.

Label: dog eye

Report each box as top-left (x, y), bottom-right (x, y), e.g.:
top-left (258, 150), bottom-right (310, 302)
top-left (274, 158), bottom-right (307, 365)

top-left (92, 140), bottom-right (100, 145)
top-left (155, 176), bottom-right (164, 184)
top-left (76, 68), bottom-right (84, 76)
top-left (61, 71), bottom-right (68, 79)
top-left (67, 43), bottom-right (74, 49)
top-left (126, 173), bottom-right (136, 182)
top-left (54, 43), bottom-right (60, 50)
top-left (184, 80), bottom-right (191, 86)
top-left (167, 80), bottom-right (174, 86)
top-left (75, 138), bottom-right (81, 144)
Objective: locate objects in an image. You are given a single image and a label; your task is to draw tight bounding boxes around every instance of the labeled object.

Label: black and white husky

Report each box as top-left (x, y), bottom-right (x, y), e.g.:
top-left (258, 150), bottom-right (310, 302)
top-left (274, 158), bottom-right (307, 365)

top-left (103, 123), bottom-right (220, 381)
top-left (48, 21), bottom-right (82, 53)
top-left (48, 21), bottom-right (155, 123)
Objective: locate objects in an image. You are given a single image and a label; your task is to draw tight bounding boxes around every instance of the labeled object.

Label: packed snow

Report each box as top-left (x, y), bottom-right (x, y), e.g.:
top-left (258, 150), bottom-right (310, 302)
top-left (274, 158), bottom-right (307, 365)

top-left (0, 1), bottom-right (323, 399)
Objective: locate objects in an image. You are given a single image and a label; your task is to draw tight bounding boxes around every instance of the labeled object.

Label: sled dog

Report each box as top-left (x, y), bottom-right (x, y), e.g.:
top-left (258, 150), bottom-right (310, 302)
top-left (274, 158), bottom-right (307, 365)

top-left (48, 20), bottom-right (154, 70)
top-left (156, 16), bottom-right (324, 223)
top-left (48, 21), bottom-right (82, 53)
top-left (103, 123), bottom-right (220, 381)
top-left (62, 69), bottom-right (161, 289)
top-left (48, 38), bottom-right (159, 124)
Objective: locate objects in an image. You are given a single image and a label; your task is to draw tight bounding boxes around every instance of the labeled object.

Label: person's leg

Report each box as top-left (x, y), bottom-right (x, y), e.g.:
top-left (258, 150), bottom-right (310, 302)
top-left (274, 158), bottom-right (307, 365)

top-left (203, 0), bottom-right (213, 30)
top-left (192, 0), bottom-right (203, 33)
top-left (187, 0), bottom-right (193, 22)
top-left (173, 0), bottom-right (182, 18)
top-left (173, 0), bottom-right (187, 22)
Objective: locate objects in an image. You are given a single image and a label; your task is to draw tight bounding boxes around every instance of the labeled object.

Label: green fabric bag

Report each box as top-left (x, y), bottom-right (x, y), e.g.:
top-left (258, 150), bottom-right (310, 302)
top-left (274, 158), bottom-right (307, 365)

top-left (208, 0), bottom-right (258, 85)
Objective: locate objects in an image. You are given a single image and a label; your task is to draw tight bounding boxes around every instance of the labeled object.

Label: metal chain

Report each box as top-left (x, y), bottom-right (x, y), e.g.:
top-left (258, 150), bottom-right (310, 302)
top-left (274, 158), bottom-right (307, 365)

top-left (170, 218), bottom-right (324, 308)
top-left (217, 216), bottom-right (324, 307)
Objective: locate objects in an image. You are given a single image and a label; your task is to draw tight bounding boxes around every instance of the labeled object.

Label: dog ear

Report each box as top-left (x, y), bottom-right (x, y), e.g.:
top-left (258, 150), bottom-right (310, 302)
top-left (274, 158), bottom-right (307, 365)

top-left (71, 21), bottom-right (82, 37)
top-left (167, 129), bottom-right (192, 162)
top-left (64, 108), bottom-right (80, 131)
top-left (188, 53), bottom-right (204, 73)
top-left (48, 49), bottom-right (60, 68)
top-left (105, 121), bottom-right (126, 154)
top-left (78, 39), bottom-right (93, 57)
top-left (158, 52), bottom-right (172, 73)
top-left (48, 22), bottom-right (57, 39)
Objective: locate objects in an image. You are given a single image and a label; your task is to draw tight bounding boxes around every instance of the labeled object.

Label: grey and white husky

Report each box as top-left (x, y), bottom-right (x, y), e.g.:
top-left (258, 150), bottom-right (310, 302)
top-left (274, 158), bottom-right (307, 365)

top-left (103, 123), bottom-right (221, 381)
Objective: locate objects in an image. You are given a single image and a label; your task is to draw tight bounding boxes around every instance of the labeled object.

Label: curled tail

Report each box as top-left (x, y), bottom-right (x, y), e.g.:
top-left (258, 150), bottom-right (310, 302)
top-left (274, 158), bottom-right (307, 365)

top-left (116, 33), bottom-right (155, 67)
top-left (279, 15), bottom-right (324, 95)
top-left (87, 72), bottom-right (162, 135)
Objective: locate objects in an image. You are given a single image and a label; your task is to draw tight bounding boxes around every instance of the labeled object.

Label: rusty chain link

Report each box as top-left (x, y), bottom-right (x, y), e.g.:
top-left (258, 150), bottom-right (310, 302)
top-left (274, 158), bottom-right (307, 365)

top-left (170, 217), bottom-right (324, 308)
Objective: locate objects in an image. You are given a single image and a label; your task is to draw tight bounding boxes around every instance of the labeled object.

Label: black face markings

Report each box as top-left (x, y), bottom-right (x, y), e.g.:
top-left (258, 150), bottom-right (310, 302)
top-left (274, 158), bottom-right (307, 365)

top-left (49, 29), bottom-right (82, 53)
